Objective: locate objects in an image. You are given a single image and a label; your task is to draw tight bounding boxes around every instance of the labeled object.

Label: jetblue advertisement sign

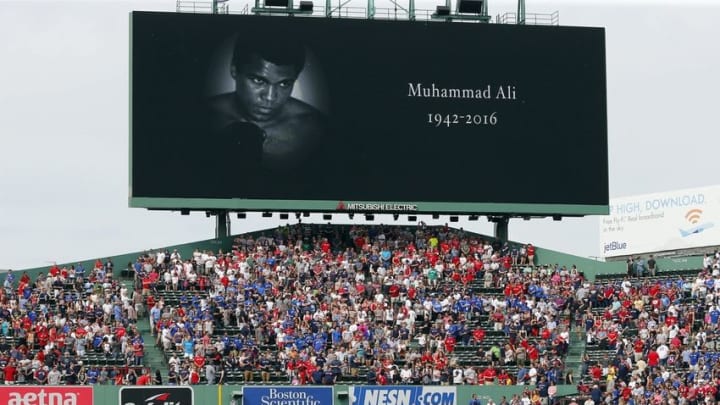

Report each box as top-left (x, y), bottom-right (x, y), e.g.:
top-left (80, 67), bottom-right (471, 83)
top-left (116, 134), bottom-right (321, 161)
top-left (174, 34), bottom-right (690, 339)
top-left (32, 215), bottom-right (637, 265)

top-left (350, 386), bottom-right (456, 405)
top-left (600, 185), bottom-right (720, 257)
top-left (243, 387), bottom-right (333, 405)
top-left (120, 387), bottom-right (194, 405)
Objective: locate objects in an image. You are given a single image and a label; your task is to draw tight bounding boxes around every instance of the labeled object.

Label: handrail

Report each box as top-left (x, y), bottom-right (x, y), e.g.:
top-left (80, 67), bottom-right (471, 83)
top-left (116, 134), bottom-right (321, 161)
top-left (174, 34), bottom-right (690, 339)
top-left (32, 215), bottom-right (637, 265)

top-left (496, 10), bottom-right (559, 25)
top-left (175, 0), bottom-right (559, 25)
top-left (176, 0), bottom-right (231, 13)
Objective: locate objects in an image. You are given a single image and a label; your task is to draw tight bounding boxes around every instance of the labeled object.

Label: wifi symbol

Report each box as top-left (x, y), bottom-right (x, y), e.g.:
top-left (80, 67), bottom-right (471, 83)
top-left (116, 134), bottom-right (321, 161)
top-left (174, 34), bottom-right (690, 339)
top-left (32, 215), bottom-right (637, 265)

top-left (685, 208), bottom-right (703, 224)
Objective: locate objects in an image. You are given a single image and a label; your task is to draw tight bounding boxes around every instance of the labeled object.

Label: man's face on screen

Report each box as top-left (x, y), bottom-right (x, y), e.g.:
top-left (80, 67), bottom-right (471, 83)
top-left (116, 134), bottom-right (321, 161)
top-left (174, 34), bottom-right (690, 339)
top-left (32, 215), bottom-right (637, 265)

top-left (232, 54), bottom-right (299, 123)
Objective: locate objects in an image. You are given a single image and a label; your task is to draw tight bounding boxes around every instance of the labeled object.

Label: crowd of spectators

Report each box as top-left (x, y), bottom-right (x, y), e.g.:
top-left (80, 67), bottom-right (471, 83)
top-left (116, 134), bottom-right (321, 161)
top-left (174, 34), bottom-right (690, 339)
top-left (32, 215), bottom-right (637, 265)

top-left (135, 223), bottom-right (581, 401)
top-left (576, 251), bottom-right (720, 405)
top-left (0, 259), bottom-right (153, 385)
top-left (6, 220), bottom-right (720, 405)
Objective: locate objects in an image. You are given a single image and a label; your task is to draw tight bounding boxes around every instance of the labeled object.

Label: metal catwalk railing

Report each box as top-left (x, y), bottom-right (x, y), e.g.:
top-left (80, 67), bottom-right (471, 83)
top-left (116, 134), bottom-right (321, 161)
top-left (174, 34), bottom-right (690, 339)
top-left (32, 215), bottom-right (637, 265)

top-left (496, 10), bottom-right (559, 25)
top-left (177, 0), bottom-right (559, 25)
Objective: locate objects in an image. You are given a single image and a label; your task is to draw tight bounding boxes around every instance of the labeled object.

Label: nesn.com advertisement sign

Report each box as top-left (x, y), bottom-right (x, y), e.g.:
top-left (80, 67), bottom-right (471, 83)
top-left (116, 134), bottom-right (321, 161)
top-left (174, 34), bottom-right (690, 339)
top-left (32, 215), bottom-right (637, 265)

top-left (243, 387), bottom-right (333, 405)
top-left (350, 387), bottom-right (456, 405)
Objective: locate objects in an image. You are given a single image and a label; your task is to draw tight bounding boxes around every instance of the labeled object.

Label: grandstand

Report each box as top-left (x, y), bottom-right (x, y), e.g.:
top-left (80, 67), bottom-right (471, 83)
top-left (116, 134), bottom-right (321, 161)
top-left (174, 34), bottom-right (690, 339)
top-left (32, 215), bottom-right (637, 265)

top-left (575, 266), bottom-right (720, 404)
top-left (5, 223), bottom-right (714, 396)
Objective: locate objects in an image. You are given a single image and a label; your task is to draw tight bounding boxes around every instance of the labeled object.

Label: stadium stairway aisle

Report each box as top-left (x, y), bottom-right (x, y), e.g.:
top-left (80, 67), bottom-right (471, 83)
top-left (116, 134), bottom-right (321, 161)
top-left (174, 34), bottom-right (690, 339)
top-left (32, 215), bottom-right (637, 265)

top-left (138, 315), bottom-right (169, 379)
top-left (564, 328), bottom-right (586, 382)
top-left (122, 279), bottom-right (169, 379)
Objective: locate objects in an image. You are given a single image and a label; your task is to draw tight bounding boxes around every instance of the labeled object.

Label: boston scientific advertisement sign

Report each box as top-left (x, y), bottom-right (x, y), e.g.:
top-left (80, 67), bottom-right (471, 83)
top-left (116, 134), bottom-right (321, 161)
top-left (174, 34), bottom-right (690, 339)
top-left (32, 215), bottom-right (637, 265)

top-left (130, 12), bottom-right (608, 215)
top-left (350, 386), bottom-right (456, 405)
top-left (600, 185), bottom-right (720, 257)
top-left (242, 387), bottom-right (332, 405)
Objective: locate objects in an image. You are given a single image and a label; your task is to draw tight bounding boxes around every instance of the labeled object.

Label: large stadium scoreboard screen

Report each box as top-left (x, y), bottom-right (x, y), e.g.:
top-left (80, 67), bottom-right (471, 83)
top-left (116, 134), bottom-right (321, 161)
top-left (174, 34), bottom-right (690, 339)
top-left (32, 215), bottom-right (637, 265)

top-left (130, 11), bottom-right (608, 215)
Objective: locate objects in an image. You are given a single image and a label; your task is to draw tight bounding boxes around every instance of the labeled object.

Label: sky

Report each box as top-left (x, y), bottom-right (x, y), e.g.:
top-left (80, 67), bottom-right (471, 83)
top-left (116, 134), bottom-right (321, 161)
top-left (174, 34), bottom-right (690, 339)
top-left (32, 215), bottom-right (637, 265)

top-left (0, 0), bottom-right (718, 270)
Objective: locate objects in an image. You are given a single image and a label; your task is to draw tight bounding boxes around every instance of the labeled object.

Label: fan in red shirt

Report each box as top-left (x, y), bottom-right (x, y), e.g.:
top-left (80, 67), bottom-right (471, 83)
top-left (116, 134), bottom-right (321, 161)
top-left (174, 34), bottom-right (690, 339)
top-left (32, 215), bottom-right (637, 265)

top-left (16, 280), bottom-right (27, 298)
top-left (621, 384), bottom-right (632, 401)
top-left (492, 312), bottom-right (505, 330)
top-left (603, 286), bottom-right (615, 300)
top-left (526, 244), bottom-right (535, 265)
top-left (433, 353), bottom-right (447, 370)
top-left (189, 367), bottom-right (201, 384)
top-left (647, 350), bottom-right (659, 367)
top-left (427, 250), bottom-right (439, 266)
top-left (193, 355), bottom-right (206, 369)
top-left (511, 283), bottom-right (524, 296)
top-left (354, 236), bottom-right (365, 250)
top-left (617, 307), bottom-right (630, 324)
top-left (670, 335), bottom-right (682, 350)
top-left (4, 361), bottom-right (17, 384)
top-left (527, 345), bottom-right (539, 362)
top-left (137, 370), bottom-right (152, 385)
top-left (377, 370), bottom-right (388, 385)
top-left (497, 369), bottom-right (510, 385)
top-left (444, 335), bottom-right (456, 353)
top-left (607, 329), bottom-right (618, 347)
top-left (388, 284), bottom-right (400, 300)
top-left (55, 333), bottom-right (66, 350)
top-left (37, 328), bottom-right (49, 348)
top-left (633, 338), bottom-right (644, 357)
top-left (407, 286), bottom-right (416, 300)
top-left (482, 367), bottom-right (497, 384)
top-left (472, 328), bottom-right (486, 344)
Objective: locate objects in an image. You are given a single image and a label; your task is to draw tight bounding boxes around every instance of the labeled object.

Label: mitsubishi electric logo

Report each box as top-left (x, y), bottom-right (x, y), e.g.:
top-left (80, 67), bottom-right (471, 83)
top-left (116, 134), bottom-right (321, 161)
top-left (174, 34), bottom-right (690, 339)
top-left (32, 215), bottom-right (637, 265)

top-left (336, 201), bottom-right (418, 212)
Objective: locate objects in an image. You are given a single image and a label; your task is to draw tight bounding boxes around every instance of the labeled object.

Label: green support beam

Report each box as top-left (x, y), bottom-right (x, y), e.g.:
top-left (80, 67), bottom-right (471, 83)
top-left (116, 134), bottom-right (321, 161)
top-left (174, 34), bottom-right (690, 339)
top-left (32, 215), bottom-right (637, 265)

top-left (215, 211), bottom-right (230, 239)
top-left (367, 0), bottom-right (375, 18)
top-left (517, 0), bottom-right (525, 24)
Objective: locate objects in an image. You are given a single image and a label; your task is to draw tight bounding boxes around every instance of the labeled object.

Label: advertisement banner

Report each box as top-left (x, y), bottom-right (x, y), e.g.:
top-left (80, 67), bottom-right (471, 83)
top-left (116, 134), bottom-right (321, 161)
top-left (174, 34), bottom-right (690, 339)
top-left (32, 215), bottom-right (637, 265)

top-left (0, 386), bottom-right (93, 405)
top-left (242, 387), bottom-right (333, 405)
top-left (350, 386), bottom-right (456, 405)
top-left (130, 12), bottom-right (608, 214)
top-left (119, 386), bottom-right (193, 405)
top-left (600, 185), bottom-right (720, 257)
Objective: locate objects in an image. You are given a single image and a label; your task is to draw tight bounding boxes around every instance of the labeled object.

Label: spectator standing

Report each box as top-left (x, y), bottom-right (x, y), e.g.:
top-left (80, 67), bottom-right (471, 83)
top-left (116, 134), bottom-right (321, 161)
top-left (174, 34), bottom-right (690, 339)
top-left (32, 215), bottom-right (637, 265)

top-left (647, 255), bottom-right (657, 276)
top-left (137, 369), bottom-right (151, 385)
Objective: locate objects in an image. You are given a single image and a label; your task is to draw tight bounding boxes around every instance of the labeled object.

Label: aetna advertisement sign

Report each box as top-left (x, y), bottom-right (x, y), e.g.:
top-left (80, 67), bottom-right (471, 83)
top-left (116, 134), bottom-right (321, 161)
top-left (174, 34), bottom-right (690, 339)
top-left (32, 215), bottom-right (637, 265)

top-left (130, 12), bottom-right (608, 215)
top-left (0, 386), bottom-right (93, 405)
top-left (119, 387), bottom-right (193, 405)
